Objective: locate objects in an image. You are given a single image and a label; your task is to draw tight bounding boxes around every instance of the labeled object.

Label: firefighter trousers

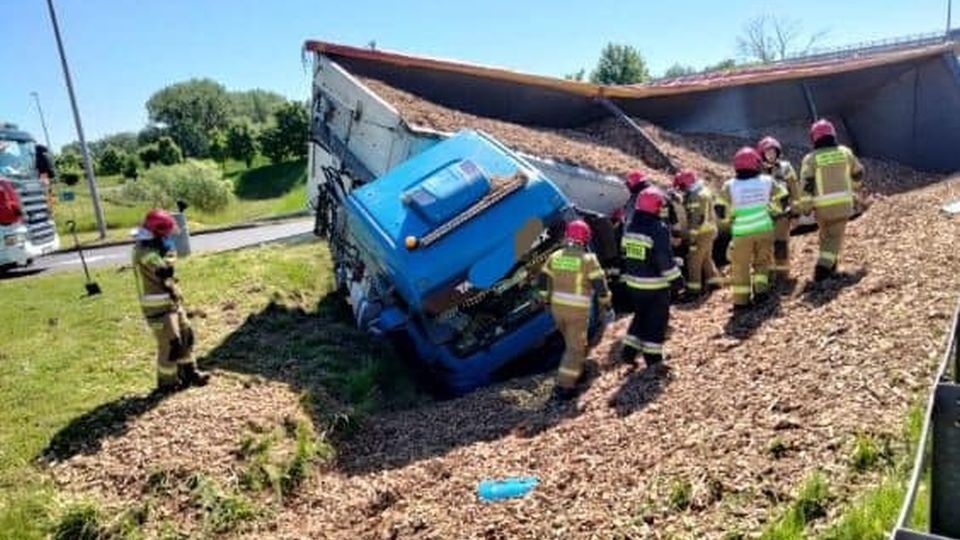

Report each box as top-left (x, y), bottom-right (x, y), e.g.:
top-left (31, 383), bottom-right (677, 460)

top-left (772, 216), bottom-right (791, 279)
top-left (729, 231), bottom-right (774, 306)
top-left (686, 230), bottom-right (719, 292)
top-left (816, 217), bottom-right (847, 271)
top-left (622, 288), bottom-right (670, 363)
top-left (147, 306), bottom-right (196, 387)
top-left (550, 303), bottom-right (590, 389)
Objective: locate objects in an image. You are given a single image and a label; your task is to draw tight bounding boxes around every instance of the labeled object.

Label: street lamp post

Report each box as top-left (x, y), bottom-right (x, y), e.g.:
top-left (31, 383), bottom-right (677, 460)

top-left (29, 92), bottom-right (52, 149)
top-left (949, 0), bottom-right (954, 35)
top-left (45, 0), bottom-right (106, 239)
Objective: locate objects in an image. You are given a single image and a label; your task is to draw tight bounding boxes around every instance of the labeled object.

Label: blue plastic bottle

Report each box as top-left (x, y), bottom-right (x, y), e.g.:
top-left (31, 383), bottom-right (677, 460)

top-left (477, 476), bottom-right (539, 502)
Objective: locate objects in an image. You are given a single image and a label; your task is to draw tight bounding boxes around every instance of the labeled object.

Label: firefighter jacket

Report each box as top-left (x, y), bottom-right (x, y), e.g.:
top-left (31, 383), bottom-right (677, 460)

top-left (133, 242), bottom-right (182, 319)
top-left (799, 145), bottom-right (864, 222)
top-left (763, 160), bottom-right (800, 216)
top-left (682, 181), bottom-right (718, 239)
top-left (538, 244), bottom-right (612, 310)
top-left (719, 174), bottom-right (788, 238)
top-left (620, 212), bottom-right (682, 291)
top-left (665, 190), bottom-right (688, 243)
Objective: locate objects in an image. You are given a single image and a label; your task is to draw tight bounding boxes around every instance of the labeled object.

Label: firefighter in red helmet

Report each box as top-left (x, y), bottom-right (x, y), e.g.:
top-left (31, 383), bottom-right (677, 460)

top-left (757, 136), bottom-right (800, 282)
top-left (619, 187), bottom-right (681, 368)
top-left (538, 219), bottom-right (612, 398)
top-left (132, 209), bottom-right (210, 392)
top-left (673, 169), bottom-right (720, 299)
top-left (718, 148), bottom-right (789, 310)
top-left (798, 119), bottom-right (865, 281)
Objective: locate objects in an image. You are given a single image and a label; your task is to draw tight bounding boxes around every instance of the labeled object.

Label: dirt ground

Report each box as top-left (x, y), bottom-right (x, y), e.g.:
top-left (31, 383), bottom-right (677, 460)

top-left (45, 78), bottom-right (960, 539)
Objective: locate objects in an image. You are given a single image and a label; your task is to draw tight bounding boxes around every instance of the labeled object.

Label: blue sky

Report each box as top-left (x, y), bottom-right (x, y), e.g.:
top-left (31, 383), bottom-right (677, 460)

top-left (1, 0), bottom-right (952, 149)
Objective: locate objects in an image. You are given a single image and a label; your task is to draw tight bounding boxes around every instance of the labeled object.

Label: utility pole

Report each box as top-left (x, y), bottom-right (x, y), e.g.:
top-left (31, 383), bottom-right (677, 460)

top-left (949, 0), bottom-right (954, 35)
top-left (45, 0), bottom-right (106, 239)
top-left (29, 92), bottom-right (52, 149)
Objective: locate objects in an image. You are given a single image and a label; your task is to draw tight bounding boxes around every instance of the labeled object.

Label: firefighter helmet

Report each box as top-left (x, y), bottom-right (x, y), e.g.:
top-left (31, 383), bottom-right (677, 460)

top-left (673, 169), bottom-right (696, 190)
top-left (625, 169), bottom-right (649, 192)
top-left (143, 209), bottom-right (178, 237)
top-left (757, 136), bottom-right (782, 157)
top-left (564, 219), bottom-right (592, 245)
top-left (635, 186), bottom-right (665, 215)
top-left (810, 119), bottom-right (837, 143)
top-left (733, 146), bottom-right (762, 172)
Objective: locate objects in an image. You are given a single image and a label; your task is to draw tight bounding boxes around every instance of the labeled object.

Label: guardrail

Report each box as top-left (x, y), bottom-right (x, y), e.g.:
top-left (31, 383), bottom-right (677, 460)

top-left (892, 297), bottom-right (960, 540)
top-left (783, 31), bottom-right (950, 64)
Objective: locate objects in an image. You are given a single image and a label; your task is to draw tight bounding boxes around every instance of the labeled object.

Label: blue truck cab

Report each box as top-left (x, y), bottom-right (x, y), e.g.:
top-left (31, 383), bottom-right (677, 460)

top-left (336, 130), bottom-right (581, 393)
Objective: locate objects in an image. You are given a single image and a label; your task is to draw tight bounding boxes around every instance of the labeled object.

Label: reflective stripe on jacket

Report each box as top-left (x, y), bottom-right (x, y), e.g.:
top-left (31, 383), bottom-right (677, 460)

top-left (721, 175), bottom-right (781, 238)
top-left (620, 212), bottom-right (679, 291)
top-left (799, 145), bottom-right (864, 221)
top-left (539, 244), bottom-right (611, 309)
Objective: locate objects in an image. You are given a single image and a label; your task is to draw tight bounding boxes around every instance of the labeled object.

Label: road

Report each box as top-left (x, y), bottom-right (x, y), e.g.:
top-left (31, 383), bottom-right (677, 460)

top-left (2, 218), bottom-right (315, 278)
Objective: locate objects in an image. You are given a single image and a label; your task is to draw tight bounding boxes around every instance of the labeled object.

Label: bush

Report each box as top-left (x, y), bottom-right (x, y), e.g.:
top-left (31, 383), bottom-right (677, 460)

top-left (121, 160), bottom-right (232, 212)
top-left (96, 145), bottom-right (127, 176)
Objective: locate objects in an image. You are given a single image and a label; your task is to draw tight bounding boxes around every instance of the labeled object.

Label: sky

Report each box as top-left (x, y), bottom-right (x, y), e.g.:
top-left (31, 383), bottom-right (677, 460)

top-left (1, 0), bottom-right (952, 150)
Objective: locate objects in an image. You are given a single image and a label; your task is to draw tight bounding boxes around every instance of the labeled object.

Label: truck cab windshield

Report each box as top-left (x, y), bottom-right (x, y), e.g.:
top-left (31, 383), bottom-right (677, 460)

top-left (0, 138), bottom-right (36, 179)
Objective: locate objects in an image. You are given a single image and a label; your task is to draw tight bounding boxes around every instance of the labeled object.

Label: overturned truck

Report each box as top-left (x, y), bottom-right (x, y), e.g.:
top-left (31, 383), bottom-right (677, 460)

top-left (306, 54), bottom-right (632, 394)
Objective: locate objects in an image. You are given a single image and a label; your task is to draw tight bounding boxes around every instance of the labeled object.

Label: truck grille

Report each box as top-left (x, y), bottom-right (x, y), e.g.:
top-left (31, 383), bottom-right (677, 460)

top-left (14, 180), bottom-right (56, 244)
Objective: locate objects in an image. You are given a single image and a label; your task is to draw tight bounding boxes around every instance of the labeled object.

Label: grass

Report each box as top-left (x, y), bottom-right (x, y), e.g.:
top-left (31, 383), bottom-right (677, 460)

top-left (759, 405), bottom-right (929, 540)
top-left (760, 472), bottom-right (832, 540)
top-left (0, 240), bottom-right (416, 537)
top-left (668, 478), bottom-right (693, 512)
top-left (54, 159), bottom-right (307, 245)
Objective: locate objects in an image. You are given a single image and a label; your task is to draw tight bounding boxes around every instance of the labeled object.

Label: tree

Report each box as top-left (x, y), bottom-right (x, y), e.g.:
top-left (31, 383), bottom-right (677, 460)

top-left (122, 155), bottom-right (139, 179)
top-left (589, 43), bottom-right (650, 85)
top-left (145, 79), bottom-right (231, 157)
top-left (208, 129), bottom-right (228, 168)
top-left (138, 144), bottom-right (161, 169)
top-left (156, 137), bottom-right (183, 166)
top-left (258, 126), bottom-right (286, 164)
top-left (564, 68), bottom-right (586, 81)
top-left (273, 101), bottom-right (308, 160)
top-left (663, 63), bottom-right (696, 78)
top-left (704, 58), bottom-right (738, 72)
top-left (226, 121), bottom-right (257, 168)
top-left (228, 89), bottom-right (286, 125)
top-left (56, 150), bottom-right (82, 173)
top-left (97, 145), bottom-right (127, 176)
top-left (737, 15), bottom-right (828, 63)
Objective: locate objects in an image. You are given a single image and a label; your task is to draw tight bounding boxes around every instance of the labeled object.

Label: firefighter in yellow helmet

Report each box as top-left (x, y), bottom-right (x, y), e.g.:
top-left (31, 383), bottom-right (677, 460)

top-left (538, 219), bottom-right (612, 398)
top-left (757, 136), bottom-right (800, 282)
top-left (718, 147), bottom-right (789, 310)
top-left (132, 209), bottom-right (210, 392)
top-left (620, 187), bottom-right (682, 367)
top-left (798, 119), bottom-right (865, 281)
top-left (673, 169), bottom-right (721, 300)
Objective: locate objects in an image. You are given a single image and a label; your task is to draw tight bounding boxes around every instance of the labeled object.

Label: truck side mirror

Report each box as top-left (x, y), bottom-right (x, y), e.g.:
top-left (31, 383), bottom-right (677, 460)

top-left (36, 149), bottom-right (56, 179)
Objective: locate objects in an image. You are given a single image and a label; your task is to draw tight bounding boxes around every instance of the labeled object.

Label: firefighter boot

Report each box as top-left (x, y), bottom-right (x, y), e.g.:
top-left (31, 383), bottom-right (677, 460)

top-left (643, 353), bottom-right (663, 367)
top-left (178, 363), bottom-right (211, 387)
top-left (620, 345), bottom-right (639, 368)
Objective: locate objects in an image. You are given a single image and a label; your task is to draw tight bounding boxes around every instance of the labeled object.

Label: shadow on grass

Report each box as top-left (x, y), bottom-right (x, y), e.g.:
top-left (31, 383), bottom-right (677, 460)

top-left (38, 291), bottom-right (603, 476)
top-left (233, 160), bottom-right (306, 200)
top-left (40, 394), bottom-right (166, 462)
top-left (801, 268), bottom-right (868, 308)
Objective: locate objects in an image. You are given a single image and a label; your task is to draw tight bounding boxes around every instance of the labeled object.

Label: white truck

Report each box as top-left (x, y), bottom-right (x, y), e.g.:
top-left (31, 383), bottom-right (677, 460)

top-left (0, 123), bottom-right (59, 272)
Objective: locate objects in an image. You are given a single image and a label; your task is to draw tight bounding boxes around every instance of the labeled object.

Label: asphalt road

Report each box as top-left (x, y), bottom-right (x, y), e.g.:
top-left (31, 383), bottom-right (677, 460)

top-left (2, 218), bottom-right (315, 279)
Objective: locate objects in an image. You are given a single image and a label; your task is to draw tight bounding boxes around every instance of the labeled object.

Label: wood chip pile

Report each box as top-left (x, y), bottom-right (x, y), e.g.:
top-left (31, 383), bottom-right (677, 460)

top-left (47, 77), bottom-right (960, 538)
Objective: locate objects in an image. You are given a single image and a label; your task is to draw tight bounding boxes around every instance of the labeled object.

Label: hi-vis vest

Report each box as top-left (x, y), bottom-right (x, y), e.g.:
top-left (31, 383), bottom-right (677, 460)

top-left (540, 246), bottom-right (608, 309)
top-left (800, 145), bottom-right (860, 222)
top-left (132, 244), bottom-right (177, 318)
top-left (724, 175), bottom-right (775, 238)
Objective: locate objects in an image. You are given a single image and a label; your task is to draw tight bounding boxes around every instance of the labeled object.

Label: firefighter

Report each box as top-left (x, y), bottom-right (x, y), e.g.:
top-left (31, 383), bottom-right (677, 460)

top-left (620, 187), bottom-right (682, 367)
top-left (673, 169), bottom-right (720, 299)
top-left (718, 147), bottom-right (788, 310)
top-left (132, 209), bottom-right (210, 392)
top-left (614, 169), bottom-right (652, 226)
top-left (538, 219), bottom-right (612, 398)
top-left (757, 136), bottom-right (800, 281)
top-left (798, 119), bottom-right (865, 281)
